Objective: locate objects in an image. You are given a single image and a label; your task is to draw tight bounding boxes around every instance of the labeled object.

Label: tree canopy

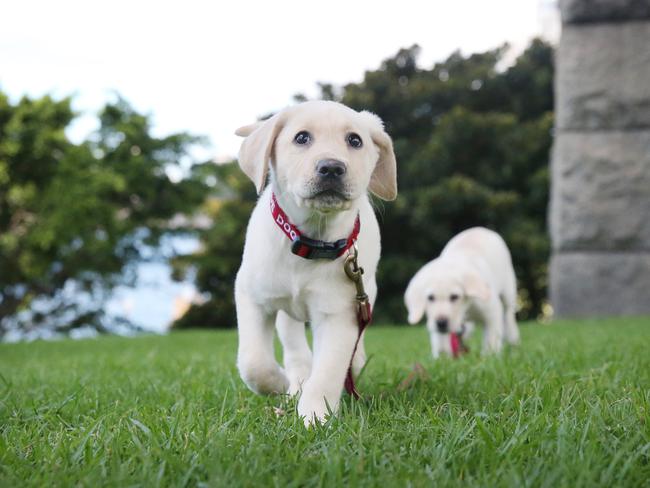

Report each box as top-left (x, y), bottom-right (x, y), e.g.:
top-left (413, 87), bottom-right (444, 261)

top-left (1, 39), bottom-right (554, 335)
top-left (174, 38), bottom-right (554, 328)
top-left (0, 93), bottom-right (208, 334)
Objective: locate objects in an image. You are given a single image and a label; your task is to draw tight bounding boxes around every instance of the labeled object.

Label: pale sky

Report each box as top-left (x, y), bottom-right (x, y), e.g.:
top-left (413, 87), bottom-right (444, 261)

top-left (1, 0), bottom-right (560, 331)
top-left (2, 0), bottom-right (559, 163)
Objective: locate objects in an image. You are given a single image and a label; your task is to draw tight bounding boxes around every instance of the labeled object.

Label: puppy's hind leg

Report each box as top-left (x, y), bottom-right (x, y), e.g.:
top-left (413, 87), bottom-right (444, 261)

top-left (236, 291), bottom-right (289, 395)
top-left (276, 311), bottom-right (312, 395)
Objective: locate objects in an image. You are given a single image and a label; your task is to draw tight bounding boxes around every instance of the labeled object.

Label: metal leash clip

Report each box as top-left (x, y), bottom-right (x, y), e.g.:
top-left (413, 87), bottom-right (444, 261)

top-left (343, 244), bottom-right (371, 322)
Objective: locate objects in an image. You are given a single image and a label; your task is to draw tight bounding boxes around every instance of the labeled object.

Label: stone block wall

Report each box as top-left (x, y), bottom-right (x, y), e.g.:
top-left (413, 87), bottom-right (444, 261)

top-left (550, 0), bottom-right (650, 316)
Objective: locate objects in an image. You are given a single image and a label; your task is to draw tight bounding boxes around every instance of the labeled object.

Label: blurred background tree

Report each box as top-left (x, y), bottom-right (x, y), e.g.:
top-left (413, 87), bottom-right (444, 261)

top-left (170, 162), bottom-right (256, 329)
top-left (0, 93), bottom-right (209, 334)
top-left (173, 38), bottom-right (553, 327)
top-left (1, 38), bottom-right (553, 334)
top-left (341, 39), bottom-right (553, 321)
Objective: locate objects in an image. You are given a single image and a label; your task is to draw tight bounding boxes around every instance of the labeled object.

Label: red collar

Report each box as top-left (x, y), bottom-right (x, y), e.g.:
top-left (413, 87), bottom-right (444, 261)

top-left (270, 192), bottom-right (360, 260)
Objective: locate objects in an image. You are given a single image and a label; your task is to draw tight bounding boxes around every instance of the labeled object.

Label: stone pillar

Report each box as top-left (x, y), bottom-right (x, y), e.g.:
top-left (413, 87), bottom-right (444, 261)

top-left (550, 0), bottom-right (650, 316)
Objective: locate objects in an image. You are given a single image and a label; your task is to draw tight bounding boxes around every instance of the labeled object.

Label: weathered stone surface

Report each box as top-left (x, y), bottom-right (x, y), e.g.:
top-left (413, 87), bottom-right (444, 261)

top-left (550, 252), bottom-right (650, 317)
top-left (556, 22), bottom-right (650, 130)
top-left (552, 0), bottom-right (650, 318)
top-left (550, 131), bottom-right (650, 251)
top-left (561, 0), bottom-right (650, 23)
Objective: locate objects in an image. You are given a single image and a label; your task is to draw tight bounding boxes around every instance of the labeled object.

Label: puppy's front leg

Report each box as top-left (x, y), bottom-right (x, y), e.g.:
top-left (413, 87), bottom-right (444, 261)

top-left (481, 297), bottom-right (505, 355)
top-left (276, 311), bottom-right (312, 396)
top-left (438, 332), bottom-right (453, 357)
top-left (426, 317), bottom-right (454, 358)
top-left (236, 291), bottom-right (289, 395)
top-left (297, 312), bottom-right (358, 426)
top-left (428, 329), bottom-right (441, 359)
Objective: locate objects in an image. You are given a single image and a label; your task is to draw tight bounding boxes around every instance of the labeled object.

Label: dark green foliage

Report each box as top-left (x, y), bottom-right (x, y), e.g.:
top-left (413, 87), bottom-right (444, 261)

top-left (178, 39), bottom-right (554, 327)
top-left (335, 39), bottom-right (554, 321)
top-left (1, 39), bottom-right (553, 333)
top-left (0, 93), bottom-right (208, 333)
top-left (171, 163), bottom-right (256, 329)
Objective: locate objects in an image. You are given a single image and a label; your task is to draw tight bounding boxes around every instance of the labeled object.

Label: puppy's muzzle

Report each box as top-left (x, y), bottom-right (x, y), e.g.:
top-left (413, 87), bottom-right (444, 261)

top-left (316, 159), bottom-right (346, 179)
top-left (312, 159), bottom-right (348, 197)
top-left (436, 317), bottom-right (449, 333)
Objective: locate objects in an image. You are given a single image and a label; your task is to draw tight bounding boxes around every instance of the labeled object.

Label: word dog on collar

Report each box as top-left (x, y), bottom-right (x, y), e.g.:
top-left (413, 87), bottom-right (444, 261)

top-left (270, 193), bottom-right (360, 260)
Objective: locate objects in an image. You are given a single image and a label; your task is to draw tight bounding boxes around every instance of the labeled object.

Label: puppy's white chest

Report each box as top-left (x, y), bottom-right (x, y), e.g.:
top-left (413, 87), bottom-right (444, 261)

top-left (261, 283), bottom-right (310, 322)
top-left (249, 258), bottom-right (350, 322)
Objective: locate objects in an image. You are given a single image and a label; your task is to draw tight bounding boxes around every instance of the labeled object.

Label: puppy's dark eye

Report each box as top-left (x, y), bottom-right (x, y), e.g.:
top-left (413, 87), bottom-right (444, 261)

top-left (450, 294), bottom-right (460, 302)
top-left (427, 294), bottom-right (435, 302)
top-left (347, 132), bottom-right (363, 148)
top-left (294, 131), bottom-right (311, 145)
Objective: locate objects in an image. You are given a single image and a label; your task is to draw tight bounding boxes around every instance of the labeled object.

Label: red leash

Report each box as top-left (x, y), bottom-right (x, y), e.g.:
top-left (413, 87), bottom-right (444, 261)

top-left (343, 246), bottom-right (372, 399)
top-left (450, 332), bottom-right (469, 358)
top-left (343, 301), bottom-right (372, 398)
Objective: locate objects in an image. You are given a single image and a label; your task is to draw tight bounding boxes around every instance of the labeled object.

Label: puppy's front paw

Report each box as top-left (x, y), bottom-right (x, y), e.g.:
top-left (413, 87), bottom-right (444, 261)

top-left (288, 380), bottom-right (303, 397)
top-left (482, 337), bottom-right (503, 355)
top-left (288, 370), bottom-right (309, 396)
top-left (297, 393), bottom-right (330, 427)
top-left (238, 359), bottom-right (289, 395)
top-left (505, 328), bottom-right (520, 346)
top-left (287, 364), bottom-right (311, 396)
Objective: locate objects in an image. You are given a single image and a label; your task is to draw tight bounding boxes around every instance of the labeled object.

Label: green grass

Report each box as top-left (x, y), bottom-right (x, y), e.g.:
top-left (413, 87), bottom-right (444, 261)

top-left (1, 318), bottom-right (649, 487)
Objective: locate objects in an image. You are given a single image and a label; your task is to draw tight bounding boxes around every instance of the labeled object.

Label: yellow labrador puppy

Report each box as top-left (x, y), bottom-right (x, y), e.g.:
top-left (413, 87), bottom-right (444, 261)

top-left (404, 227), bottom-right (520, 358)
top-left (234, 101), bottom-right (396, 425)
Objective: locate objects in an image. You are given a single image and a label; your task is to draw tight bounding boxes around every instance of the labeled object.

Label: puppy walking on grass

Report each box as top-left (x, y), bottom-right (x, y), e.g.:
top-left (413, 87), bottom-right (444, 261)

top-left (234, 101), bottom-right (397, 425)
top-left (404, 227), bottom-right (520, 358)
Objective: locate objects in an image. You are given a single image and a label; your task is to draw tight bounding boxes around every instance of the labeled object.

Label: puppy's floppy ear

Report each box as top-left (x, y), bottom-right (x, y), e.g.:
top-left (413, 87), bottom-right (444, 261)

top-left (235, 113), bottom-right (286, 194)
top-left (360, 111), bottom-right (397, 201)
top-left (463, 270), bottom-right (491, 301)
top-left (404, 262), bottom-right (434, 325)
top-left (235, 121), bottom-right (264, 137)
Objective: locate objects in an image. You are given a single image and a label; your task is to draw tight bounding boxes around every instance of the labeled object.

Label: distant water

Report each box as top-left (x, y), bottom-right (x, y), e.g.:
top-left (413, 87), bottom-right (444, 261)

top-left (1, 236), bottom-right (202, 342)
top-left (105, 235), bottom-right (201, 333)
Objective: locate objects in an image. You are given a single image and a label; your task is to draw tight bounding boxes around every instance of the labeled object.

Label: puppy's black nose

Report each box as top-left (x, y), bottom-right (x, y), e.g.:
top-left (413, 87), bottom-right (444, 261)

top-left (436, 318), bottom-right (449, 333)
top-left (316, 159), bottom-right (346, 178)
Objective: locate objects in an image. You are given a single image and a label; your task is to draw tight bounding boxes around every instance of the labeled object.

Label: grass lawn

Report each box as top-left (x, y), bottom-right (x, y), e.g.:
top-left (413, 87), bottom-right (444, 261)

top-left (1, 318), bottom-right (649, 487)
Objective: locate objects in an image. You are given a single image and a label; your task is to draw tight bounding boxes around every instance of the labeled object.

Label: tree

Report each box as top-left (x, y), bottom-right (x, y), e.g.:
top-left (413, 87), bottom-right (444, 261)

top-left (173, 39), bottom-right (554, 327)
top-left (338, 39), bottom-right (553, 320)
top-left (171, 162), bottom-right (256, 329)
top-left (0, 93), bottom-right (208, 335)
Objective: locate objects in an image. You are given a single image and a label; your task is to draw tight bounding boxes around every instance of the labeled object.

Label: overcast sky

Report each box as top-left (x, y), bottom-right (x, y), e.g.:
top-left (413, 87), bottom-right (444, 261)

top-left (2, 0), bottom-right (559, 163)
